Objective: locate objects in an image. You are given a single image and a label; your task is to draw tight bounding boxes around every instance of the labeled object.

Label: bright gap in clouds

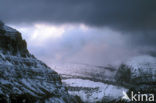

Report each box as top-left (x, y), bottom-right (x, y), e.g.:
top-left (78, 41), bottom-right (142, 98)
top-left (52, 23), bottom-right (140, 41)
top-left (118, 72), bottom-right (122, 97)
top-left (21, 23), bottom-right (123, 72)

top-left (30, 24), bottom-right (64, 40)
top-left (11, 23), bottom-right (88, 46)
top-left (13, 24), bottom-right (65, 46)
top-left (10, 23), bottom-right (139, 67)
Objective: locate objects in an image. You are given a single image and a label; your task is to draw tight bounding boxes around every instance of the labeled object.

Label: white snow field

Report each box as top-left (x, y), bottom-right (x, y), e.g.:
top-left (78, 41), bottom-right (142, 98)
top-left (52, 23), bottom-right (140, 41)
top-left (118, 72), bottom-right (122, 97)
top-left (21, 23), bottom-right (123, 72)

top-left (63, 79), bottom-right (127, 103)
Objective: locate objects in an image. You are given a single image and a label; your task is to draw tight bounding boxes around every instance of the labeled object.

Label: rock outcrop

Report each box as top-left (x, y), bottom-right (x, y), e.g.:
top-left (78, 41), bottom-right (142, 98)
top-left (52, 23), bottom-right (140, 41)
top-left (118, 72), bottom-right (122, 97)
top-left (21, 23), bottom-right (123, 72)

top-left (0, 22), bottom-right (80, 103)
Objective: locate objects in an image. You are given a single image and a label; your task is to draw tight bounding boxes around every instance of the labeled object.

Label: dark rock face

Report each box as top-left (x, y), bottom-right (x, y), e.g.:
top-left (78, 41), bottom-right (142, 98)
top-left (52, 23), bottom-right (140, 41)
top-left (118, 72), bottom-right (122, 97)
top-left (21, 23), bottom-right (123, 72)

top-left (0, 24), bottom-right (80, 103)
top-left (0, 24), bottom-right (28, 57)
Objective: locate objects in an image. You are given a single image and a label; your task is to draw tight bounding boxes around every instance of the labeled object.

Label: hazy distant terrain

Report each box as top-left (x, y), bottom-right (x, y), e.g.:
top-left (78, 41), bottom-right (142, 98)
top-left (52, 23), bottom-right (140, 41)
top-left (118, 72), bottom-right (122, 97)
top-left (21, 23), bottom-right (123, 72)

top-left (51, 55), bottom-right (156, 103)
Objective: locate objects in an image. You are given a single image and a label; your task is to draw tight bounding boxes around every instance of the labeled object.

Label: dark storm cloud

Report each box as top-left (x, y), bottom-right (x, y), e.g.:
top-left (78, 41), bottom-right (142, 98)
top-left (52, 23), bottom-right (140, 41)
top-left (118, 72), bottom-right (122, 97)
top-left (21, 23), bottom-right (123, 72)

top-left (1, 0), bottom-right (156, 57)
top-left (0, 0), bottom-right (156, 31)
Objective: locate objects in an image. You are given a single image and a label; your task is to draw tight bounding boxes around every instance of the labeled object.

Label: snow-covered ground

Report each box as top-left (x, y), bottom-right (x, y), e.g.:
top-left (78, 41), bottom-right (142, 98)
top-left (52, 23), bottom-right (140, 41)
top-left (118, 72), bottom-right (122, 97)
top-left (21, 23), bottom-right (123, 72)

top-left (126, 55), bottom-right (156, 81)
top-left (63, 79), bottom-right (127, 103)
top-left (50, 62), bottom-right (127, 102)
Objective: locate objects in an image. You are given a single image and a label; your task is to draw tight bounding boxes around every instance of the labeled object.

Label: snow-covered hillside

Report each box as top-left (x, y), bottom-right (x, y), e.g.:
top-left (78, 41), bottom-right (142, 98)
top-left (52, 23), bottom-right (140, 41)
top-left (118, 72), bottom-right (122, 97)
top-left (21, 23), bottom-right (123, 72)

top-left (114, 55), bottom-right (156, 102)
top-left (126, 55), bottom-right (156, 81)
top-left (57, 55), bottom-right (156, 103)
top-left (115, 55), bottom-right (156, 85)
top-left (0, 22), bottom-right (79, 103)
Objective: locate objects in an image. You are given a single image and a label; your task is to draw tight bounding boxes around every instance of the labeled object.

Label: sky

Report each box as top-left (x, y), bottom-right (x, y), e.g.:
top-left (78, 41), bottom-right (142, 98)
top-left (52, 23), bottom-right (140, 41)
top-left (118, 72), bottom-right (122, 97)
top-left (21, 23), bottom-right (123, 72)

top-left (0, 0), bottom-right (156, 66)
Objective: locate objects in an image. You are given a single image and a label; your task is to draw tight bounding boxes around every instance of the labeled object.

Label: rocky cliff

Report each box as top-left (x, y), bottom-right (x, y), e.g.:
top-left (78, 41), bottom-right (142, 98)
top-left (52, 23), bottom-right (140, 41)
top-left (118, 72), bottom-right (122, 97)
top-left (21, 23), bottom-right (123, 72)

top-left (0, 22), bottom-right (80, 103)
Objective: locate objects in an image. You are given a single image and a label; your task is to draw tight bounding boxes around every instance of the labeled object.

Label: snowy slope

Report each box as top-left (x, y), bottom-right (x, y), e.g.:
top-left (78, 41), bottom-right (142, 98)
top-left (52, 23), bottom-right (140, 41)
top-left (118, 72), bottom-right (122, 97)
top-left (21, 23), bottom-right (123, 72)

top-left (114, 55), bottom-right (156, 103)
top-left (126, 55), bottom-right (156, 83)
top-left (0, 23), bottom-right (78, 103)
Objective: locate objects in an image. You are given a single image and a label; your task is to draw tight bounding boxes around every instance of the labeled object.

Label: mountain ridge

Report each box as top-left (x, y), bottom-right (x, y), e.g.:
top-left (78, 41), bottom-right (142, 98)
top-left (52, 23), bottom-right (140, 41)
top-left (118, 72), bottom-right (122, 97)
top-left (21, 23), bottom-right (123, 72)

top-left (0, 22), bottom-right (81, 103)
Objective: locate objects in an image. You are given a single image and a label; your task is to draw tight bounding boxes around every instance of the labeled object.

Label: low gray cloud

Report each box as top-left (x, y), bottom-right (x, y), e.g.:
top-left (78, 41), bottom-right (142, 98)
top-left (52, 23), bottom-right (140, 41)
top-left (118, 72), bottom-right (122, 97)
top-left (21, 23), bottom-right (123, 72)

top-left (13, 24), bottom-right (141, 66)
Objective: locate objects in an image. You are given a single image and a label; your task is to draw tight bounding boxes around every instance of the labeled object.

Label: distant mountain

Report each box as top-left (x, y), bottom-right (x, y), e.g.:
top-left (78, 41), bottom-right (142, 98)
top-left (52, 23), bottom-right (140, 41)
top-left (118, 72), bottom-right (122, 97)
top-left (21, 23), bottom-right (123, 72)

top-left (116, 55), bottom-right (156, 84)
top-left (0, 22), bottom-right (81, 103)
top-left (115, 55), bottom-right (156, 102)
